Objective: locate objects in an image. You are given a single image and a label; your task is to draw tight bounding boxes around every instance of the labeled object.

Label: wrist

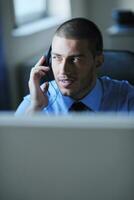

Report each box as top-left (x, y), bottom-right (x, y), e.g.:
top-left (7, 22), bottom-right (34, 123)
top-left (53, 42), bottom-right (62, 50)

top-left (25, 103), bottom-right (45, 114)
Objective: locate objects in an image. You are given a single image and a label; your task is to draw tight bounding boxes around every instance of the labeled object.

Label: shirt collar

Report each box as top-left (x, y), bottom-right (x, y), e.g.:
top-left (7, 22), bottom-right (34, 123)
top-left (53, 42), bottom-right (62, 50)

top-left (81, 79), bottom-right (102, 111)
top-left (61, 79), bottom-right (102, 112)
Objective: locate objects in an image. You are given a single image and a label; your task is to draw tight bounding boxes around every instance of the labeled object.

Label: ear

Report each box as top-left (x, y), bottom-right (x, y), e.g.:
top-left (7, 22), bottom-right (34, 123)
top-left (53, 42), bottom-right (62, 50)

top-left (95, 53), bottom-right (104, 68)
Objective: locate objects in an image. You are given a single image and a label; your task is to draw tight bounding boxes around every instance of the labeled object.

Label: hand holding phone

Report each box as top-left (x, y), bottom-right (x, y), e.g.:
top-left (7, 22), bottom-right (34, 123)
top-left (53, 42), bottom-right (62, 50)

top-left (26, 56), bottom-right (50, 113)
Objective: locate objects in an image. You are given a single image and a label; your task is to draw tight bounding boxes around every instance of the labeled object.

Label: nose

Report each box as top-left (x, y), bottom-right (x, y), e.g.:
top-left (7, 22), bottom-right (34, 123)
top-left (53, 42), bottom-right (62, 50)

top-left (59, 58), bottom-right (71, 74)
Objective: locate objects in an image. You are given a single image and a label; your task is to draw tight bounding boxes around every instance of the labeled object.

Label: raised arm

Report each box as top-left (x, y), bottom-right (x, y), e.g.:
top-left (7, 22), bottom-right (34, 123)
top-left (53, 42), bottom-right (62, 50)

top-left (25, 56), bottom-right (50, 114)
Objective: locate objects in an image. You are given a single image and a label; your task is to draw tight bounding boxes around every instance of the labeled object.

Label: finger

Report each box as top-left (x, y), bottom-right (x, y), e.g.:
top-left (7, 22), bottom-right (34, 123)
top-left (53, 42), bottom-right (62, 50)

top-left (30, 66), bottom-right (50, 85)
top-left (35, 70), bottom-right (46, 77)
top-left (30, 69), bottom-right (46, 80)
top-left (35, 56), bottom-right (45, 67)
top-left (32, 66), bottom-right (50, 72)
top-left (40, 82), bottom-right (49, 93)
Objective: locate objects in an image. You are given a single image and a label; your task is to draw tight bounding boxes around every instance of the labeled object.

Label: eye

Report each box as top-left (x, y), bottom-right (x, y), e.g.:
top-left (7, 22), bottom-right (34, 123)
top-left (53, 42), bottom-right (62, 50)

top-left (71, 56), bottom-right (81, 63)
top-left (52, 55), bottom-right (62, 62)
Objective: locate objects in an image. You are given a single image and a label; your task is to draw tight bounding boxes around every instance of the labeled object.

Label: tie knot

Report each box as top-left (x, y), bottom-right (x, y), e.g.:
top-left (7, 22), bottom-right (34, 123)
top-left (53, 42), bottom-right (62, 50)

top-left (69, 102), bottom-right (90, 112)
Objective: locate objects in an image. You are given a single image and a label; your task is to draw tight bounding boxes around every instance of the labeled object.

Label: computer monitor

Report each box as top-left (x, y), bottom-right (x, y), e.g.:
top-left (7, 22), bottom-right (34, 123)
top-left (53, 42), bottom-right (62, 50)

top-left (0, 113), bottom-right (134, 200)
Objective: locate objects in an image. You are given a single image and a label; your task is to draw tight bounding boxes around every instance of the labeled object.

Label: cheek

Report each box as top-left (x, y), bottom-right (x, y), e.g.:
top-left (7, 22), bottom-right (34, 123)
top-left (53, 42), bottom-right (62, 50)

top-left (51, 63), bottom-right (58, 76)
top-left (52, 69), bottom-right (58, 79)
top-left (79, 62), bottom-right (93, 74)
top-left (79, 64), bottom-right (95, 82)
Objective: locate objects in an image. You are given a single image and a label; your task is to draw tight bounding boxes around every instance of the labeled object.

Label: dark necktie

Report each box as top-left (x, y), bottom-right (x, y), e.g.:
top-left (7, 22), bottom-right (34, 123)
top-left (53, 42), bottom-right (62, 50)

top-left (69, 102), bottom-right (91, 112)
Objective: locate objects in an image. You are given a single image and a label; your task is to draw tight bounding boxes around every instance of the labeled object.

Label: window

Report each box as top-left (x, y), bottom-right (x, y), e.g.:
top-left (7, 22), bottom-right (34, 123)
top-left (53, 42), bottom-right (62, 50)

top-left (13, 0), bottom-right (71, 28)
top-left (13, 0), bottom-right (47, 27)
top-left (48, 0), bottom-right (71, 18)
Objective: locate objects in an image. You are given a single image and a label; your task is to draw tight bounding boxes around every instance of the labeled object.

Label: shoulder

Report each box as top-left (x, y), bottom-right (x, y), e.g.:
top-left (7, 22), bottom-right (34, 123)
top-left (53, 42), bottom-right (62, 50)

top-left (99, 76), bottom-right (134, 92)
top-left (99, 76), bottom-right (134, 111)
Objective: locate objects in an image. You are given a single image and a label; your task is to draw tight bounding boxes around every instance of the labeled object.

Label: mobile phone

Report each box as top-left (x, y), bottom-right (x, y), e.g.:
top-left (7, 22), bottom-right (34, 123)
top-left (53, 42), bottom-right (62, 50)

top-left (42, 46), bottom-right (54, 82)
top-left (45, 46), bottom-right (52, 68)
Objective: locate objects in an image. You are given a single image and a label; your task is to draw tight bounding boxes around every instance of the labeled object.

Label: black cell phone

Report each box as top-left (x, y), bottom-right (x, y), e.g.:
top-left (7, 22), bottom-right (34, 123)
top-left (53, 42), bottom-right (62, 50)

top-left (42, 46), bottom-right (54, 82)
top-left (44, 46), bottom-right (52, 68)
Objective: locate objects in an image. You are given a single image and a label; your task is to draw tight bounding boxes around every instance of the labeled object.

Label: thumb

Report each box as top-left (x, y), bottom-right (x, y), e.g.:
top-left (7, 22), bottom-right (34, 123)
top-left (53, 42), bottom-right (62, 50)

top-left (40, 82), bottom-right (49, 93)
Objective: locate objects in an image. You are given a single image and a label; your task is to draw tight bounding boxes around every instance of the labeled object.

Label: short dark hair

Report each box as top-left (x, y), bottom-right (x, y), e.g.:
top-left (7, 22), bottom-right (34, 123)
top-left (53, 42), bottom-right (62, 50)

top-left (55, 17), bottom-right (103, 55)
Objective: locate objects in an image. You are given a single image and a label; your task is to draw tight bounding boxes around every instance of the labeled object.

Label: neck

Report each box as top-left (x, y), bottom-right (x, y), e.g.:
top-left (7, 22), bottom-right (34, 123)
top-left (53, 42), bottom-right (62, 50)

top-left (72, 77), bottom-right (97, 101)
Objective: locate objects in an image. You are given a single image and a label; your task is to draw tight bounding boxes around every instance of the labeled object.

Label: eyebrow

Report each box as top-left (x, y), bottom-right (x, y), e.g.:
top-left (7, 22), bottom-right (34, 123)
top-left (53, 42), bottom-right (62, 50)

top-left (51, 52), bottom-right (85, 57)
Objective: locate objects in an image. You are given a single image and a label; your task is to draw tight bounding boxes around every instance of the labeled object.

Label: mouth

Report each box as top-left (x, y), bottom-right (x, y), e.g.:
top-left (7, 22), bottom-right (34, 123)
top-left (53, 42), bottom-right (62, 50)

top-left (58, 77), bottom-right (76, 88)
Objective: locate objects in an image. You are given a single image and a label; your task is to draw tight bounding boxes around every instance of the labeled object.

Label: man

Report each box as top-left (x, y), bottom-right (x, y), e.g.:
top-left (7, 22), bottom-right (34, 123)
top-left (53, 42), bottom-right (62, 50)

top-left (16, 17), bottom-right (134, 114)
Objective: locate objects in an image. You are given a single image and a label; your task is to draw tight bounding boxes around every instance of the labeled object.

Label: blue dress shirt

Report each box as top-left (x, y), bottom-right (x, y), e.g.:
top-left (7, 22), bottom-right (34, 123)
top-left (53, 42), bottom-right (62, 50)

top-left (15, 76), bottom-right (134, 115)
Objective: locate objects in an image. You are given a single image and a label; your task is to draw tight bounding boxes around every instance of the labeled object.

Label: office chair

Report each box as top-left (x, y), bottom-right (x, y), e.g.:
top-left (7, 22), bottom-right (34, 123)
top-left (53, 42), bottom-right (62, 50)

top-left (97, 50), bottom-right (134, 85)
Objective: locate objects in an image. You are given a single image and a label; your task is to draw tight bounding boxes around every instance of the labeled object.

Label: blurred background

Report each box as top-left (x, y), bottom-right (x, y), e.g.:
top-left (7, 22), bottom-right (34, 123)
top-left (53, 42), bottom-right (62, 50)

top-left (0, 0), bottom-right (134, 110)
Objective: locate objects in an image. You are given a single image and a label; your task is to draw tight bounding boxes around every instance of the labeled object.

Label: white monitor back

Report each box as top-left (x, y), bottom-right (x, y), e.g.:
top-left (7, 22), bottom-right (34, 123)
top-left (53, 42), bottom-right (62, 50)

top-left (0, 114), bottom-right (134, 200)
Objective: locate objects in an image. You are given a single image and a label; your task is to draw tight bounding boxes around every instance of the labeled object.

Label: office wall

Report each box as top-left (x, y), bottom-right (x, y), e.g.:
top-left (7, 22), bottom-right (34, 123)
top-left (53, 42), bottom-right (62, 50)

top-left (82, 0), bottom-right (134, 51)
top-left (72, 0), bottom-right (134, 50)
top-left (85, 0), bottom-right (117, 48)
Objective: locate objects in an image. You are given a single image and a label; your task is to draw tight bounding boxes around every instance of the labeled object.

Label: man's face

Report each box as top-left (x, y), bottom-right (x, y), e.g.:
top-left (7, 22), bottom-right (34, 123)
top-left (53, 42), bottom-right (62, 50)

top-left (51, 36), bottom-right (101, 100)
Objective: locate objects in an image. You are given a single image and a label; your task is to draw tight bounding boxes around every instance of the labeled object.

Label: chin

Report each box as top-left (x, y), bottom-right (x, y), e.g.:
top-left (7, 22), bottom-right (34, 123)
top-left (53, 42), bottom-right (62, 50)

top-left (60, 89), bottom-right (71, 96)
top-left (59, 87), bottom-right (73, 97)
top-left (56, 80), bottom-right (78, 97)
